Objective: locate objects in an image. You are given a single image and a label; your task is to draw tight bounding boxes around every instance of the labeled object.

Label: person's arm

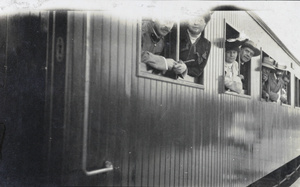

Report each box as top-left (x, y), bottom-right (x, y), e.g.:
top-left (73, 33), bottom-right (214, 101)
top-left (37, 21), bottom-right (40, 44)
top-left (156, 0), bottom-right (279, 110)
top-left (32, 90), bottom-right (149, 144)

top-left (162, 28), bottom-right (188, 79)
top-left (262, 82), bottom-right (270, 101)
top-left (187, 40), bottom-right (211, 77)
top-left (142, 51), bottom-right (187, 77)
top-left (141, 51), bottom-right (175, 71)
top-left (267, 79), bottom-right (279, 102)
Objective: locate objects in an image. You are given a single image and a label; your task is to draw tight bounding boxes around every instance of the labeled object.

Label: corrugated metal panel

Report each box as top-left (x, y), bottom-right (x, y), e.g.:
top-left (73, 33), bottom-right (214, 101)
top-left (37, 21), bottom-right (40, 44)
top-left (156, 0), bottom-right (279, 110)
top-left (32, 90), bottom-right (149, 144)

top-left (59, 10), bottom-right (300, 187)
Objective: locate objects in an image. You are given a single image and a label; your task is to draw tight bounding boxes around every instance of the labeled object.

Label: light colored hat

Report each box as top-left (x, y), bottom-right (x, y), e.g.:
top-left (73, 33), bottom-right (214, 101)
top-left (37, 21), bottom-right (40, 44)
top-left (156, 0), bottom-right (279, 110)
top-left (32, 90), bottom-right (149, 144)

top-left (241, 40), bottom-right (260, 57)
top-left (275, 63), bottom-right (287, 71)
top-left (262, 57), bottom-right (275, 70)
top-left (181, 8), bottom-right (212, 23)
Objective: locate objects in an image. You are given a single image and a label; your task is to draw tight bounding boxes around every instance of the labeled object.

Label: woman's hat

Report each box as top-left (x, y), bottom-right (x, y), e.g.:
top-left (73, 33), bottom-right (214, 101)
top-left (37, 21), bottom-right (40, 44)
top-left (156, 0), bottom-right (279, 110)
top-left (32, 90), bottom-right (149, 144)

top-left (241, 40), bottom-right (260, 57)
top-left (275, 63), bottom-right (287, 71)
top-left (262, 57), bottom-right (275, 70)
top-left (225, 38), bottom-right (247, 52)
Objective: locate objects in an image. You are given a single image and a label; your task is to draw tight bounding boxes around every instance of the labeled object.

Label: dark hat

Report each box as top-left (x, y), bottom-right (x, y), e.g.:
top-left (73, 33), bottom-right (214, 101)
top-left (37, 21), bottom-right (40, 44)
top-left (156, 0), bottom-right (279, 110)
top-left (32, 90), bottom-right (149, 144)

top-left (241, 40), bottom-right (260, 57)
top-left (275, 63), bottom-right (287, 71)
top-left (262, 57), bottom-right (275, 70)
top-left (225, 38), bottom-right (247, 52)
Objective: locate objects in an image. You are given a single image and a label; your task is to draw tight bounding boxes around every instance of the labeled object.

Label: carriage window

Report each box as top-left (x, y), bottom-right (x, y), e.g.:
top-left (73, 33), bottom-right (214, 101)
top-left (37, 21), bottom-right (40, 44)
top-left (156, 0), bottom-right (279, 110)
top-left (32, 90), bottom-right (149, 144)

top-left (139, 18), bottom-right (176, 77)
top-left (261, 52), bottom-right (290, 104)
top-left (261, 52), bottom-right (275, 101)
top-left (224, 23), bottom-right (251, 95)
top-left (295, 76), bottom-right (300, 107)
top-left (138, 14), bottom-right (212, 87)
top-left (282, 71), bottom-right (291, 105)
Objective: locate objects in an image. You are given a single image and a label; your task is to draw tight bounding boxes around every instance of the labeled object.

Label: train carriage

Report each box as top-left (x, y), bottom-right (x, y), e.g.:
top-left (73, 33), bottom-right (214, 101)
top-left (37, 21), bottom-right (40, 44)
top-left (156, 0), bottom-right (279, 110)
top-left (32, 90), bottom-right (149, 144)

top-left (1, 4), bottom-right (300, 187)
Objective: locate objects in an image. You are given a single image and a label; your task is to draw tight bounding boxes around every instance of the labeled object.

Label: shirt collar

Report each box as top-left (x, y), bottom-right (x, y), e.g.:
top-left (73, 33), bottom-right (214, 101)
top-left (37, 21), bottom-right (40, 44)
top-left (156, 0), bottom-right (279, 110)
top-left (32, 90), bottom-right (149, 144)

top-left (187, 29), bottom-right (201, 44)
top-left (225, 62), bottom-right (233, 67)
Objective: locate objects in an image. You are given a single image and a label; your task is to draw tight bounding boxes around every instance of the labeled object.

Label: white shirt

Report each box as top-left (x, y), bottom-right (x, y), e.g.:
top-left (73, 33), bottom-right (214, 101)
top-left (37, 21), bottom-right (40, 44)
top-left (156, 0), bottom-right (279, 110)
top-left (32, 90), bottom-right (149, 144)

top-left (187, 30), bottom-right (201, 45)
top-left (224, 62), bottom-right (233, 77)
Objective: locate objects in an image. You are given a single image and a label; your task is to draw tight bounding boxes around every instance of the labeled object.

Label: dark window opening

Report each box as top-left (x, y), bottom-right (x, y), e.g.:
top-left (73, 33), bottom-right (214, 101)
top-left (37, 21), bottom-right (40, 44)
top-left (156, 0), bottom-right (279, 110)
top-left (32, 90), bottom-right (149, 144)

top-left (282, 71), bottom-right (291, 105)
top-left (295, 76), bottom-right (300, 107)
top-left (261, 52), bottom-right (273, 101)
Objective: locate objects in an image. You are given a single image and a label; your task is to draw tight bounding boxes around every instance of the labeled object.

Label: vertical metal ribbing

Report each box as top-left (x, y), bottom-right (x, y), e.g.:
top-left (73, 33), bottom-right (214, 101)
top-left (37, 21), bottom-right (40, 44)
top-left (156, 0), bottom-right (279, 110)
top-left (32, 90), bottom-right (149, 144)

top-left (176, 20), bottom-right (180, 61)
top-left (82, 11), bottom-right (91, 175)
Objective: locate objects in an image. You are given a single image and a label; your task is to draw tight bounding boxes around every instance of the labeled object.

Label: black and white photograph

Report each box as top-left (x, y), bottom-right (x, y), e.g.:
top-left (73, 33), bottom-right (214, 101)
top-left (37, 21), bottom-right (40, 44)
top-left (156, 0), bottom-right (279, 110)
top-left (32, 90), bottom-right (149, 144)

top-left (1, 1), bottom-right (300, 186)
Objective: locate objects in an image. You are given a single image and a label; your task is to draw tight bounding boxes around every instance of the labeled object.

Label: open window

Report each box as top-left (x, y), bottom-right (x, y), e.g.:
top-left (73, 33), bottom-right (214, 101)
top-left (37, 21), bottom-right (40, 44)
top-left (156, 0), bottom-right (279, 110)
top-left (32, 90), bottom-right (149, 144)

top-left (137, 15), bottom-right (211, 88)
top-left (295, 76), bottom-right (300, 107)
top-left (224, 23), bottom-right (251, 96)
top-left (261, 51), bottom-right (275, 101)
top-left (261, 51), bottom-right (290, 105)
top-left (281, 71), bottom-right (291, 105)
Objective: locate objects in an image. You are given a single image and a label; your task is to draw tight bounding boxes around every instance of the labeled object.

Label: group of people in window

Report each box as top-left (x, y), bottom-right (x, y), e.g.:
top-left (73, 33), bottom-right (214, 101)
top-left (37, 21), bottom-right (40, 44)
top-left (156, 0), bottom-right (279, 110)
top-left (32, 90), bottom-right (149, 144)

top-left (261, 57), bottom-right (289, 103)
top-left (225, 39), bottom-right (289, 103)
top-left (140, 10), bottom-right (289, 103)
top-left (224, 39), bottom-right (260, 94)
top-left (140, 11), bottom-right (211, 83)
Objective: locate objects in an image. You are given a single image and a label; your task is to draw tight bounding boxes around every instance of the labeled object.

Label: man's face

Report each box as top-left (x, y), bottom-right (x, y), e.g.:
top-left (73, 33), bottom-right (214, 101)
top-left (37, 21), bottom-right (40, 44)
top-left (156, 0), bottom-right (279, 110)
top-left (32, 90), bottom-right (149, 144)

top-left (153, 19), bottom-right (174, 37)
top-left (240, 47), bottom-right (254, 63)
top-left (262, 66), bottom-right (271, 82)
top-left (283, 77), bottom-right (289, 85)
top-left (187, 16), bottom-right (206, 35)
top-left (276, 69), bottom-right (284, 77)
top-left (225, 50), bottom-right (238, 63)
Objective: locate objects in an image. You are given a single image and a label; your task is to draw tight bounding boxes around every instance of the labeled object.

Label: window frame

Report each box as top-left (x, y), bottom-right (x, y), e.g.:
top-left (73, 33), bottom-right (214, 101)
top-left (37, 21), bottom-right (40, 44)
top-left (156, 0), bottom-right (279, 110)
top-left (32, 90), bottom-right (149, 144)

top-left (281, 71), bottom-right (291, 106)
top-left (136, 17), bottom-right (205, 89)
top-left (260, 51), bottom-right (273, 102)
top-left (222, 20), bottom-right (251, 99)
top-left (260, 51), bottom-right (291, 106)
top-left (294, 75), bottom-right (300, 108)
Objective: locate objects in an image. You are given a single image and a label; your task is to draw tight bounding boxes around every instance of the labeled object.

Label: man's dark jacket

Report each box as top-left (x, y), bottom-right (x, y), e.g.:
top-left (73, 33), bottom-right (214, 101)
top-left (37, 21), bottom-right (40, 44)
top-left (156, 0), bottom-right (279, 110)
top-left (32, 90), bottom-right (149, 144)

top-left (164, 26), bottom-right (211, 80)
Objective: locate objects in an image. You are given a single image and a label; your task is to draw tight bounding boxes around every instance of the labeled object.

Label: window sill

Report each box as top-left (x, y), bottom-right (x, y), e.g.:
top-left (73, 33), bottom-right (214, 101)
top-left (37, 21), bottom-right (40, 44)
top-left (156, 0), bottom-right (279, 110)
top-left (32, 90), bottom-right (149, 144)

top-left (260, 98), bottom-right (278, 103)
top-left (281, 103), bottom-right (291, 107)
top-left (137, 71), bottom-right (204, 89)
top-left (260, 99), bottom-right (291, 107)
top-left (223, 90), bottom-right (251, 99)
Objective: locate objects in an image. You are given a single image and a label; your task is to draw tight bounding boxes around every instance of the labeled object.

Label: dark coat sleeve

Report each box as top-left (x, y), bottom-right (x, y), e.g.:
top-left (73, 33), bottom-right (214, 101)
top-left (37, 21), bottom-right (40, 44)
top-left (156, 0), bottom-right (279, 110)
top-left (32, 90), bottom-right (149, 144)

top-left (187, 38), bottom-right (211, 77)
top-left (164, 33), bottom-right (212, 80)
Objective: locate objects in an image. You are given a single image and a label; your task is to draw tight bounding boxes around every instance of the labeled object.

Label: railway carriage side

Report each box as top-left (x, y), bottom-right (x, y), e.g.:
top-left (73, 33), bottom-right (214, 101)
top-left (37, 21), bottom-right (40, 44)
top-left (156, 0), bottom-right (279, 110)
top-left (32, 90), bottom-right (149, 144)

top-left (43, 10), bottom-right (300, 186)
top-left (1, 9), bottom-right (300, 186)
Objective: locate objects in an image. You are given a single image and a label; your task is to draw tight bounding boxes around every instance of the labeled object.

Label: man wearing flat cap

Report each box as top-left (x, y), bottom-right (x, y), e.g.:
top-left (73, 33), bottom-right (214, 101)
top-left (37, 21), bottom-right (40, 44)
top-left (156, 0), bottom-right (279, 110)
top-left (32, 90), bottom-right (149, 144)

top-left (141, 17), bottom-right (187, 77)
top-left (239, 40), bottom-right (260, 93)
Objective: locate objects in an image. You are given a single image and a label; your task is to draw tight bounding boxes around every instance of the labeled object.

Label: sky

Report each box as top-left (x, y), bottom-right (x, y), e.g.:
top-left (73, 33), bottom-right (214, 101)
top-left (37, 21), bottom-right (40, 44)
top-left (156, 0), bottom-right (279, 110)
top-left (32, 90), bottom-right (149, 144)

top-left (0, 0), bottom-right (299, 61)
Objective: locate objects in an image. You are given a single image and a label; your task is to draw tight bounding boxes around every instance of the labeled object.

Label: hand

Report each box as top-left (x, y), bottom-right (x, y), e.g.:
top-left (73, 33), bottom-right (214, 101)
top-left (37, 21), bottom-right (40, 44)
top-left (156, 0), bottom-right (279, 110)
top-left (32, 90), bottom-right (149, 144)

top-left (280, 94), bottom-right (287, 103)
top-left (265, 93), bottom-right (270, 102)
top-left (173, 60), bottom-right (187, 75)
top-left (262, 74), bottom-right (268, 82)
top-left (166, 59), bottom-right (176, 70)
